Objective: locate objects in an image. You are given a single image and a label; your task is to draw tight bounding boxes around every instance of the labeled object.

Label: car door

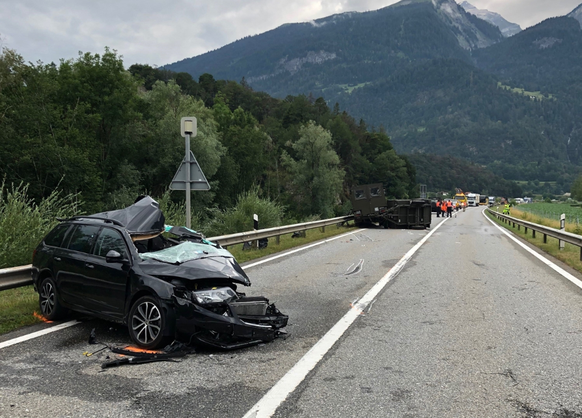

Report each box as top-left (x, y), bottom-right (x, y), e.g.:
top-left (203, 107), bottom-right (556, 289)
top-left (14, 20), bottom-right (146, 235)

top-left (56, 224), bottom-right (101, 309)
top-left (81, 227), bottom-right (131, 318)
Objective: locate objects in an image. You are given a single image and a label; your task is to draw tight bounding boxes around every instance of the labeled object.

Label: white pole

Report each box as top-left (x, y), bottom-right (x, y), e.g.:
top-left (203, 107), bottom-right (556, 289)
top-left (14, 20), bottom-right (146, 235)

top-left (185, 133), bottom-right (191, 229)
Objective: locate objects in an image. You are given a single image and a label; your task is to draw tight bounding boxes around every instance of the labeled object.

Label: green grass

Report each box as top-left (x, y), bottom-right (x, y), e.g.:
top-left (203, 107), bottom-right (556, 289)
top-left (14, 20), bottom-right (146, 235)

top-left (487, 208), bottom-right (582, 274)
top-left (0, 286), bottom-right (42, 334)
top-left (0, 222), bottom-right (357, 336)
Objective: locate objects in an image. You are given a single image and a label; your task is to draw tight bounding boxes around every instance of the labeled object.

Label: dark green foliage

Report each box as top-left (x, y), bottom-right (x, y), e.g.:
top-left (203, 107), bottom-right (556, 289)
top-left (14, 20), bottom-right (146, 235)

top-left (571, 175), bottom-right (582, 201)
top-left (0, 46), bottom-right (423, 226)
top-left (407, 154), bottom-right (523, 197)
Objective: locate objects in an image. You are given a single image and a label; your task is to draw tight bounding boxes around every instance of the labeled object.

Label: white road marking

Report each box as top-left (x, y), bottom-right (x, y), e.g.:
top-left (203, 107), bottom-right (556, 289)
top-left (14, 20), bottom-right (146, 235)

top-left (0, 320), bottom-right (80, 350)
top-left (243, 229), bottom-right (364, 269)
top-left (242, 219), bottom-right (449, 418)
top-left (483, 210), bottom-right (582, 289)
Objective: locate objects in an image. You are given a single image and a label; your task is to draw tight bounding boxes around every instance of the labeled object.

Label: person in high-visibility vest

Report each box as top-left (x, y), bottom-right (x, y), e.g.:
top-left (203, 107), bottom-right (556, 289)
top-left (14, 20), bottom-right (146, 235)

top-left (436, 199), bottom-right (441, 217)
top-left (446, 200), bottom-right (453, 217)
top-left (503, 204), bottom-right (510, 215)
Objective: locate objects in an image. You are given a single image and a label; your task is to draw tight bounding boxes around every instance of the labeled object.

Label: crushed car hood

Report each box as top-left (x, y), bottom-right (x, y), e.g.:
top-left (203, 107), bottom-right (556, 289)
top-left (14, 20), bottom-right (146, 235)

top-left (138, 256), bottom-right (251, 286)
top-left (89, 196), bottom-right (165, 237)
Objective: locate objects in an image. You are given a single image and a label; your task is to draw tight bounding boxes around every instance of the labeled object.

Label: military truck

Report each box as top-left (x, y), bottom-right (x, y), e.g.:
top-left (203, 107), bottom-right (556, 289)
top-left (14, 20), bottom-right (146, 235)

top-left (350, 184), bottom-right (431, 229)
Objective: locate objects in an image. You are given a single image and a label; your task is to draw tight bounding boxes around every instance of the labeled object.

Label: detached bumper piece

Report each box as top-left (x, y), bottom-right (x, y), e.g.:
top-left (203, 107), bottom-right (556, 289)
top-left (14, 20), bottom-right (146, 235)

top-left (173, 295), bottom-right (288, 350)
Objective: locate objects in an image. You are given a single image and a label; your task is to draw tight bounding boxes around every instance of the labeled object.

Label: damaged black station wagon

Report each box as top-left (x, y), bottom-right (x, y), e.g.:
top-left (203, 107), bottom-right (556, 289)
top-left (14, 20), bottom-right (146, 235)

top-left (32, 196), bottom-right (288, 349)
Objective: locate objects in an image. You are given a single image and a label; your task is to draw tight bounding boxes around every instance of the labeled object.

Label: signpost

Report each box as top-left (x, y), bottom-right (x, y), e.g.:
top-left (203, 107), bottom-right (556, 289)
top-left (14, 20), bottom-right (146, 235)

top-left (169, 117), bottom-right (210, 228)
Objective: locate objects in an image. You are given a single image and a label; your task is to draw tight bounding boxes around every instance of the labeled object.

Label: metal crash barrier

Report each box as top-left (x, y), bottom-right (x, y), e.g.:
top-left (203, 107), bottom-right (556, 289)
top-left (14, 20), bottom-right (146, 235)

top-left (0, 216), bottom-right (354, 291)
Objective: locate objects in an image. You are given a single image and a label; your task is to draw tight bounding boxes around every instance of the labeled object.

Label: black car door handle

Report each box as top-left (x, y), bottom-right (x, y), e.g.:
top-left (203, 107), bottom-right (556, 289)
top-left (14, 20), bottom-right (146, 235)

top-left (53, 257), bottom-right (61, 262)
top-left (86, 263), bottom-right (95, 269)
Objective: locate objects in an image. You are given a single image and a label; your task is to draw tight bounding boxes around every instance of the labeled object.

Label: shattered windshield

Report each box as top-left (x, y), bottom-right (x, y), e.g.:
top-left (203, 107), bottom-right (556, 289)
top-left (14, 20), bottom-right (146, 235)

top-left (140, 241), bottom-right (233, 264)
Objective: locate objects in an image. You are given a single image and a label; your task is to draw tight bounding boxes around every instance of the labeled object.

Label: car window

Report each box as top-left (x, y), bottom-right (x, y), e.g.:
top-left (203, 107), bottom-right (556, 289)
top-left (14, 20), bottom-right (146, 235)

top-left (44, 224), bottom-right (71, 247)
top-left (66, 225), bottom-right (100, 254)
top-left (93, 228), bottom-right (128, 258)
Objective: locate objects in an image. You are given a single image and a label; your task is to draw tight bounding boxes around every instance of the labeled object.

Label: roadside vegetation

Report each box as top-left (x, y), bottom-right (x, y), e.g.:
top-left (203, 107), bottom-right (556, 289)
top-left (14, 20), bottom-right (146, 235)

top-left (487, 204), bottom-right (582, 274)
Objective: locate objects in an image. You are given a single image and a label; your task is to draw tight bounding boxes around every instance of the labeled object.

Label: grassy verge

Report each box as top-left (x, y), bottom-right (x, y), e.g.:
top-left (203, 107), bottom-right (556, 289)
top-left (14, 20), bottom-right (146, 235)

top-left (486, 207), bottom-right (582, 274)
top-left (0, 222), bottom-right (357, 336)
top-left (0, 286), bottom-right (42, 334)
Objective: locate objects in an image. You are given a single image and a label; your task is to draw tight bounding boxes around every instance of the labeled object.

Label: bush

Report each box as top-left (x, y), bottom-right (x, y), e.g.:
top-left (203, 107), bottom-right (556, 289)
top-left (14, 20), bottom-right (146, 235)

top-left (156, 190), bottom-right (203, 231)
top-left (0, 181), bottom-right (80, 268)
top-left (203, 188), bottom-right (284, 236)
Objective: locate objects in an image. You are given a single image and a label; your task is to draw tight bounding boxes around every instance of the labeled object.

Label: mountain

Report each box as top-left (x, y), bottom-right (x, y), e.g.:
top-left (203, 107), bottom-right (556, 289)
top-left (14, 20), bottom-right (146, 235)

top-left (166, 0), bottom-right (502, 88)
top-left (460, 1), bottom-right (521, 37)
top-left (569, 3), bottom-right (582, 27)
top-left (163, 0), bottom-right (582, 187)
top-left (473, 16), bottom-right (582, 93)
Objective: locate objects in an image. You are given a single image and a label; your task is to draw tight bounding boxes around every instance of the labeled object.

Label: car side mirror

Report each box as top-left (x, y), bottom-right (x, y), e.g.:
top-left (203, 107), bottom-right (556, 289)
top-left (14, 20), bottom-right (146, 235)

top-left (105, 250), bottom-right (125, 263)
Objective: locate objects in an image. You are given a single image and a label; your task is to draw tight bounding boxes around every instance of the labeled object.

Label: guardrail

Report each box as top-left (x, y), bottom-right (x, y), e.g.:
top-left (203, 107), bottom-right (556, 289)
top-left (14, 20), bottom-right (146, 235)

top-left (487, 208), bottom-right (582, 261)
top-left (0, 215), bottom-right (354, 291)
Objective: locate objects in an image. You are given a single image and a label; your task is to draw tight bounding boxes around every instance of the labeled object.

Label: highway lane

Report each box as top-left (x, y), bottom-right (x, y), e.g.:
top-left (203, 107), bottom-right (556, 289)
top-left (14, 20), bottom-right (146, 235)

top-left (270, 208), bottom-right (582, 417)
top-left (0, 224), bottom-right (438, 417)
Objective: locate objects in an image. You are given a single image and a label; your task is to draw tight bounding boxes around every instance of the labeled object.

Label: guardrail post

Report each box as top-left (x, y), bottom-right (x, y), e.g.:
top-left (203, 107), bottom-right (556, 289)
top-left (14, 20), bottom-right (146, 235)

top-left (543, 234), bottom-right (547, 244)
top-left (532, 230), bottom-right (536, 238)
top-left (560, 214), bottom-right (565, 251)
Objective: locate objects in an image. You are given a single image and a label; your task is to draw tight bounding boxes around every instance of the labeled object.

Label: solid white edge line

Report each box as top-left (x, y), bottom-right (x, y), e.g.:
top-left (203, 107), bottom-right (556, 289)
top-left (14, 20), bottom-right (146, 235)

top-left (0, 320), bottom-right (80, 350)
top-left (243, 229), bottom-right (365, 270)
top-left (242, 218), bottom-right (449, 418)
top-left (483, 209), bottom-right (582, 289)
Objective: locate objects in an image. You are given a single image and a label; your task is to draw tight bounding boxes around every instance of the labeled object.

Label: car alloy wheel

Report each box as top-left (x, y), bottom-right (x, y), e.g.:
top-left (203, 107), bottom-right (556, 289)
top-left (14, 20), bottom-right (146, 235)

top-left (129, 296), bottom-right (166, 348)
top-left (39, 277), bottom-right (65, 320)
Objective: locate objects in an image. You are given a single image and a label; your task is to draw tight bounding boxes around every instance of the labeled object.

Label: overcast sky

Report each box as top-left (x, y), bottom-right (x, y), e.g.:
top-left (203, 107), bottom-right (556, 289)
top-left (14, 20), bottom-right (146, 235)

top-left (1, 0), bottom-right (580, 68)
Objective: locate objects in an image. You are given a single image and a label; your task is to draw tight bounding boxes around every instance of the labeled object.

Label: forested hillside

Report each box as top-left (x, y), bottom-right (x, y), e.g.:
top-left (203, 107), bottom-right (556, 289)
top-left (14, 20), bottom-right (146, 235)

top-left (1, 45), bottom-right (526, 232)
top-left (0, 48), bottom-right (424, 229)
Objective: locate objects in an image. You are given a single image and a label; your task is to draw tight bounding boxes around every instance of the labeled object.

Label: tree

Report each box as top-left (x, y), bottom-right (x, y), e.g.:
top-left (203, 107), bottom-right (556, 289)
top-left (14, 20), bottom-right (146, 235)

top-left (281, 121), bottom-right (345, 218)
top-left (571, 175), bottom-right (582, 201)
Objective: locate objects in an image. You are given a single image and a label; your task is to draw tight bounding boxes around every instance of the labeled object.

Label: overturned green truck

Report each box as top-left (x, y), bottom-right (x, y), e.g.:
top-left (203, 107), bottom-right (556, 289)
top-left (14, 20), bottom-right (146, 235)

top-left (350, 184), bottom-right (431, 229)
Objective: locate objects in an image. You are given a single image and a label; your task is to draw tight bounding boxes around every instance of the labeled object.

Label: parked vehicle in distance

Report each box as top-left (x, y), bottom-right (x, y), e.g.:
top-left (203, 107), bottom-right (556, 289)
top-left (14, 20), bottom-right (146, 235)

top-left (466, 193), bottom-right (479, 207)
top-left (488, 196), bottom-right (495, 206)
top-left (454, 193), bottom-right (467, 207)
top-left (32, 196), bottom-right (288, 349)
top-left (479, 195), bottom-right (488, 205)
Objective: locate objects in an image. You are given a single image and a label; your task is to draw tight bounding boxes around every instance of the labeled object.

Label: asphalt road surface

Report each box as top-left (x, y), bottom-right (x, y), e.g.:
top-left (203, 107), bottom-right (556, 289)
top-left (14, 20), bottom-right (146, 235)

top-left (2, 208), bottom-right (582, 417)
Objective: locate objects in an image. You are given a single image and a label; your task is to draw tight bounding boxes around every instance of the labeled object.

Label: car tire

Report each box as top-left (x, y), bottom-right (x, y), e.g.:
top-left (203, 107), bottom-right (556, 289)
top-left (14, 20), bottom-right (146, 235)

top-left (128, 295), bottom-right (168, 349)
top-left (39, 277), bottom-right (66, 320)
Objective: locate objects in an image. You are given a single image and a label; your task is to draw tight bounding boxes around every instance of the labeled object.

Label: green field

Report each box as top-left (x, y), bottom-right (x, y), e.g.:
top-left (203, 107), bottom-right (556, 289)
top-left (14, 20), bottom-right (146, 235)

top-left (516, 202), bottom-right (582, 224)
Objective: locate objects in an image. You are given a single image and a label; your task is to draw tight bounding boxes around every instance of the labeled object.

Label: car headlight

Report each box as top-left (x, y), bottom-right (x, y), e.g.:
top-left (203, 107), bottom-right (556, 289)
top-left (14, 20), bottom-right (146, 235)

top-left (192, 287), bottom-right (237, 305)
